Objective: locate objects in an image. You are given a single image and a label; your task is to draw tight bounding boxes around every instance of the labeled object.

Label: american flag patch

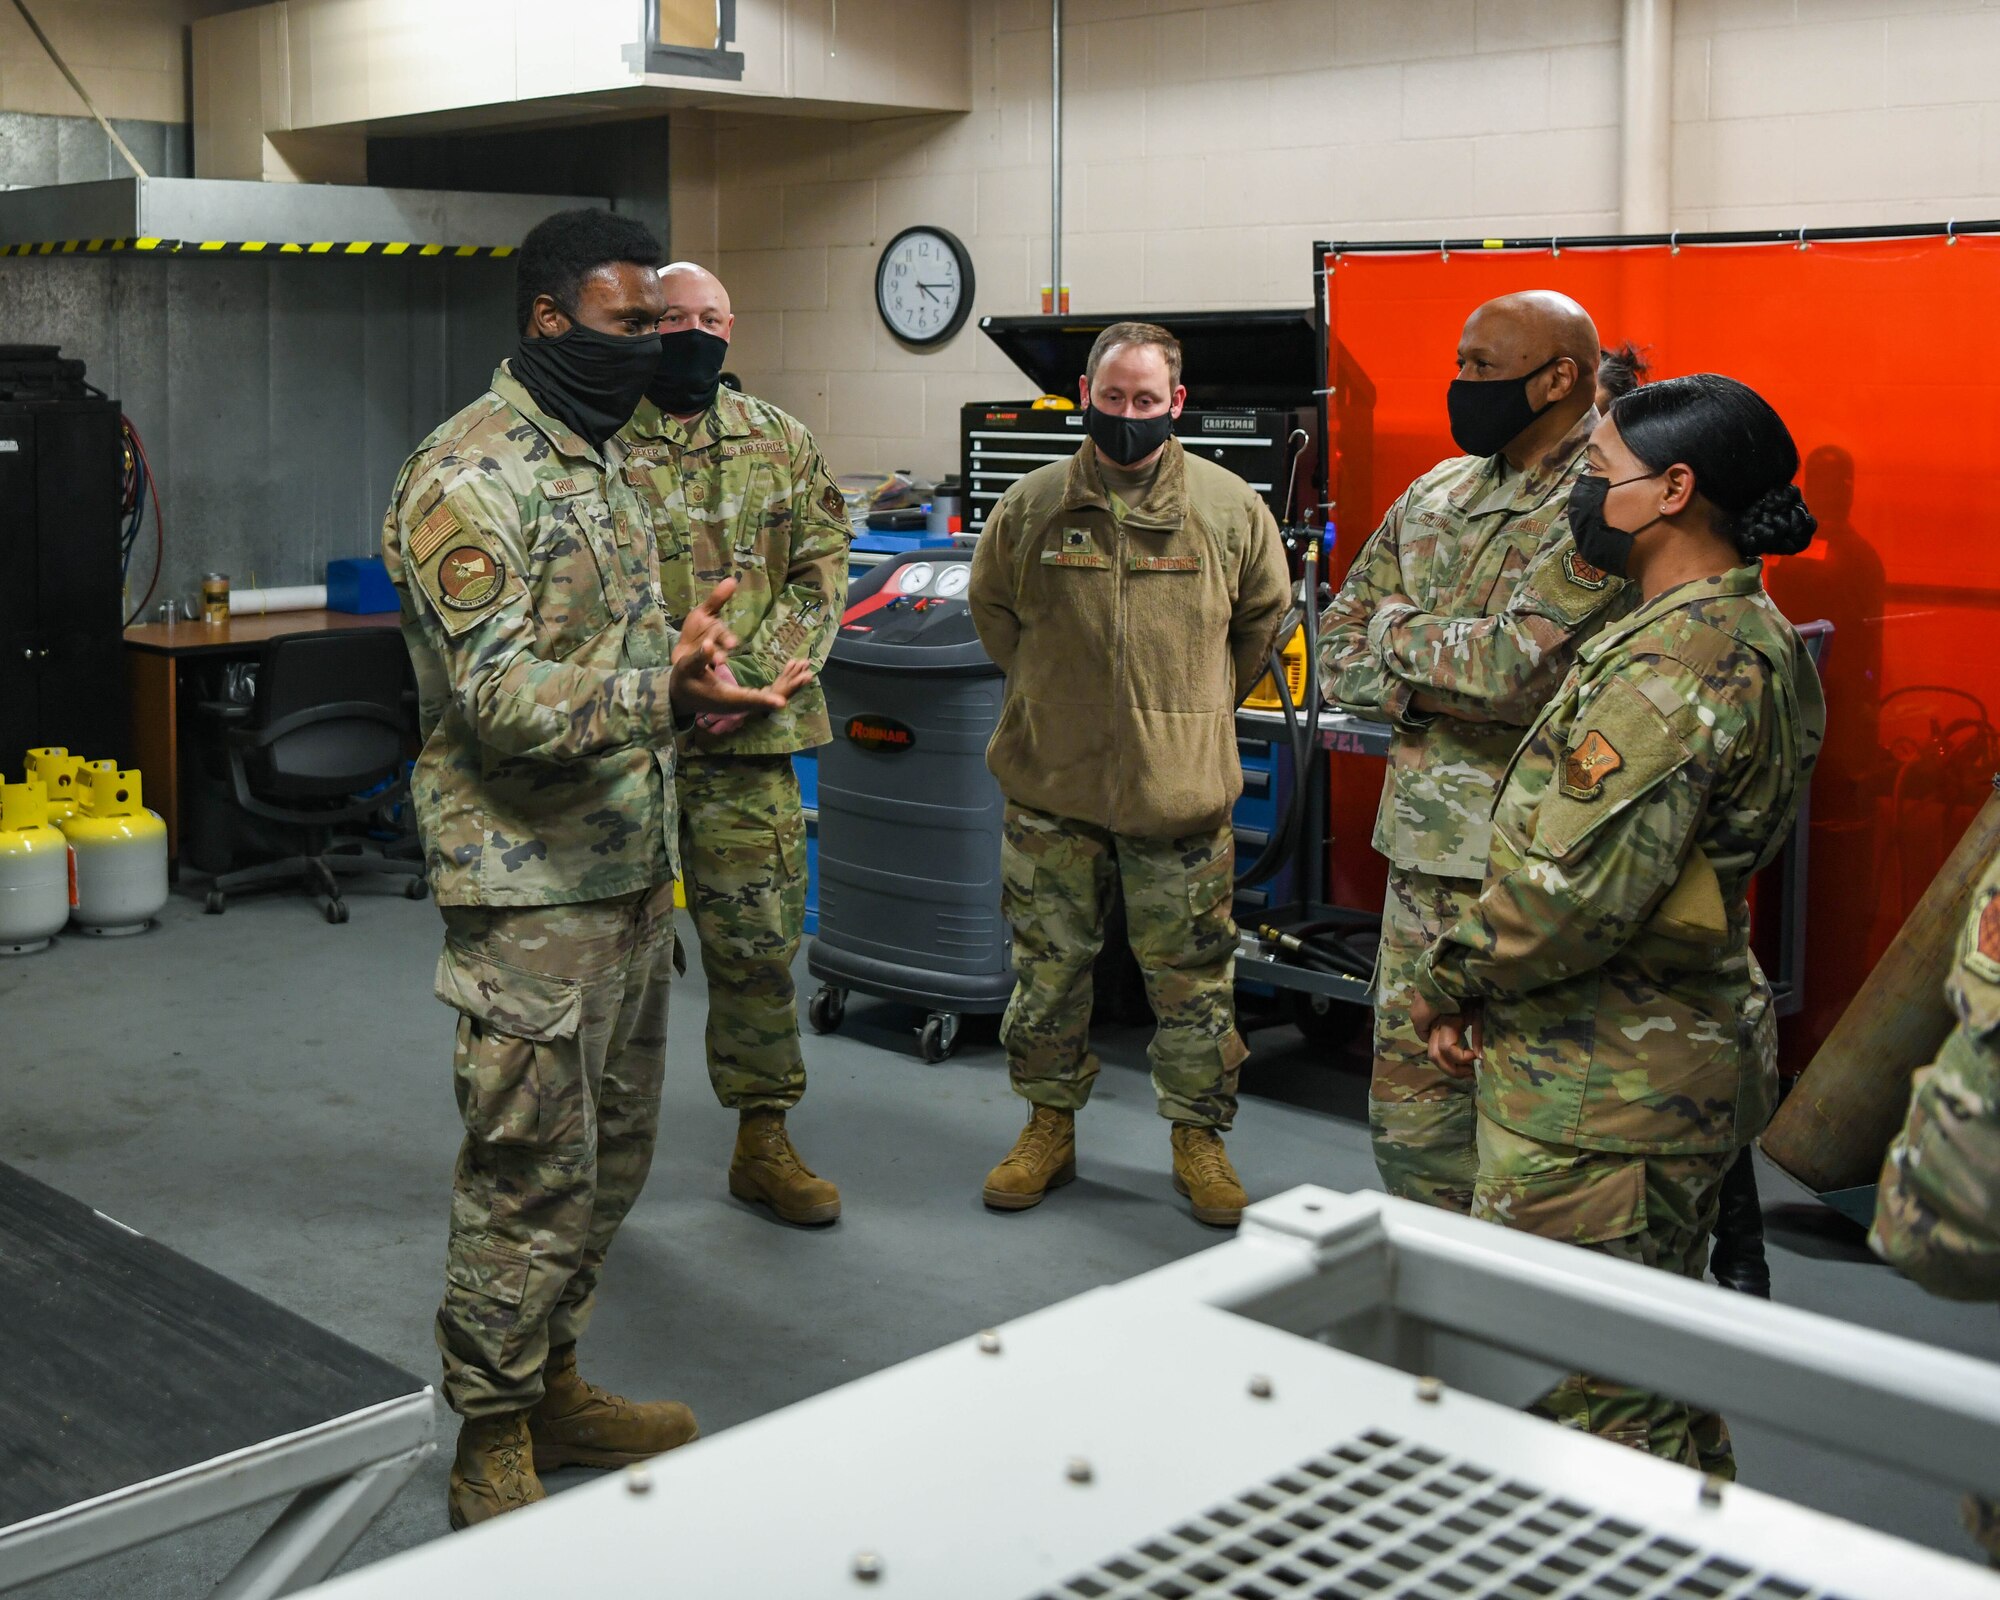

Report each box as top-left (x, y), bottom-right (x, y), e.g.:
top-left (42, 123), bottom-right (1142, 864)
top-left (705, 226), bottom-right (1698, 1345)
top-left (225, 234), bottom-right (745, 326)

top-left (409, 499), bottom-right (462, 565)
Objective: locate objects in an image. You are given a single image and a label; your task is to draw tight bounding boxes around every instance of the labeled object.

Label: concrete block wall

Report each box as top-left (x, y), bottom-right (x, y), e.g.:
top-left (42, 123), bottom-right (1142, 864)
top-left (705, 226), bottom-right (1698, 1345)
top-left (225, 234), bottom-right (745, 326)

top-left (676, 0), bottom-right (2000, 484)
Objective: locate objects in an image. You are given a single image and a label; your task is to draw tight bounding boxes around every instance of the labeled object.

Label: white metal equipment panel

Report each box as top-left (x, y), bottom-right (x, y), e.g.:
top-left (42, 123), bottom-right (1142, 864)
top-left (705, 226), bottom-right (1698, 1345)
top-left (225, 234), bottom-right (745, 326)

top-left (305, 1188), bottom-right (2000, 1599)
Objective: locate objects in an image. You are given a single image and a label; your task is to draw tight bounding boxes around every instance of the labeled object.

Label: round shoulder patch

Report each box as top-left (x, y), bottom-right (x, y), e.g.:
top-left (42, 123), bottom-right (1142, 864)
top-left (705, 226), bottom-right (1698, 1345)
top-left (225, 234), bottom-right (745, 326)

top-left (437, 544), bottom-right (505, 609)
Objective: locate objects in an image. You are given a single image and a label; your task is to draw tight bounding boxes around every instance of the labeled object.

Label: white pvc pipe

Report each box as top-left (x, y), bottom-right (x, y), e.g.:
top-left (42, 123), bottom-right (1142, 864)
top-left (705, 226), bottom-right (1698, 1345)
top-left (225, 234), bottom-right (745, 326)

top-left (1620, 0), bottom-right (1673, 234)
top-left (227, 584), bottom-right (327, 614)
top-left (1050, 0), bottom-right (1062, 307)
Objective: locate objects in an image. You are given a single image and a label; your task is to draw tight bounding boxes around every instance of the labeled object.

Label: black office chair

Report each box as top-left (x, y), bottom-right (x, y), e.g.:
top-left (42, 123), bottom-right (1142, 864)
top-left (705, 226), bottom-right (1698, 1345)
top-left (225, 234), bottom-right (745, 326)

top-left (197, 629), bottom-right (426, 924)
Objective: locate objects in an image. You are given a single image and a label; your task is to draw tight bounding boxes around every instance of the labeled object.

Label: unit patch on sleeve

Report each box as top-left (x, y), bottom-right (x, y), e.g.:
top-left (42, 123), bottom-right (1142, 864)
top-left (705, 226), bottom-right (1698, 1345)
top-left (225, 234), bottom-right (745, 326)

top-left (437, 544), bottom-right (505, 609)
top-left (1564, 550), bottom-right (1610, 590)
top-left (1974, 889), bottom-right (2000, 979)
top-left (1559, 729), bottom-right (1623, 800)
top-left (821, 484), bottom-right (846, 518)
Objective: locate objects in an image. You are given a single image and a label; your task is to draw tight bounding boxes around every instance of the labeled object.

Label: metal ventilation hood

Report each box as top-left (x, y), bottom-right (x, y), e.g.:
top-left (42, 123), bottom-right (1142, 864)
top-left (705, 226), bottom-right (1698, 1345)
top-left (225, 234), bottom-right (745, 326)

top-left (0, 177), bottom-right (601, 252)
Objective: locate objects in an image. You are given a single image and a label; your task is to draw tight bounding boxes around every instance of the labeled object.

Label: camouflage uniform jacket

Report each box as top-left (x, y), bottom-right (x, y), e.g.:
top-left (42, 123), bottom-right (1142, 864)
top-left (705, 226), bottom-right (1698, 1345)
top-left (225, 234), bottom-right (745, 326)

top-left (1319, 408), bottom-right (1629, 880)
top-left (969, 437), bottom-right (1291, 839)
top-left (384, 365), bottom-right (685, 908)
top-left (618, 390), bottom-right (849, 756)
top-left (1869, 845), bottom-right (2000, 1301)
top-left (1412, 563), bottom-right (1826, 1155)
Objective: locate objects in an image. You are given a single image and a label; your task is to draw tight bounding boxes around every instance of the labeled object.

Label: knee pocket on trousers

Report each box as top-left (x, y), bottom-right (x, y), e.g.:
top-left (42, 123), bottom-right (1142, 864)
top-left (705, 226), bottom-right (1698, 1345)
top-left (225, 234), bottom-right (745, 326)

top-left (445, 1233), bottom-right (532, 1308)
top-left (1475, 1155), bottom-right (1647, 1248)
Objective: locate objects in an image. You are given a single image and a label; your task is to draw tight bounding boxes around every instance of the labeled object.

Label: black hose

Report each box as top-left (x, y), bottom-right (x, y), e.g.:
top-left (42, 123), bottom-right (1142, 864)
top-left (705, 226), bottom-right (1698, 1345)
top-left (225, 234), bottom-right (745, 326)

top-left (1236, 547), bottom-right (1326, 888)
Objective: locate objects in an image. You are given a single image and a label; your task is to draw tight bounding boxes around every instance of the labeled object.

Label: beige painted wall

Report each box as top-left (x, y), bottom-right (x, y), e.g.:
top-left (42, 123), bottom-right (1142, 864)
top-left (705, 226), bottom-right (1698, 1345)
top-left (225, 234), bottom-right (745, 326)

top-left (672, 0), bottom-right (2000, 483)
top-left (0, 1), bottom-right (253, 126)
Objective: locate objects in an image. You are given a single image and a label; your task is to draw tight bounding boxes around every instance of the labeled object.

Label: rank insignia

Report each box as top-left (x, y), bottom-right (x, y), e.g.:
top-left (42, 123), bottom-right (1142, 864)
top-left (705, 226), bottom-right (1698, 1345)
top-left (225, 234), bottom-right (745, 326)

top-left (1062, 528), bottom-right (1095, 552)
top-left (436, 544), bottom-right (505, 610)
top-left (1564, 550), bottom-right (1610, 590)
top-left (1559, 729), bottom-right (1622, 799)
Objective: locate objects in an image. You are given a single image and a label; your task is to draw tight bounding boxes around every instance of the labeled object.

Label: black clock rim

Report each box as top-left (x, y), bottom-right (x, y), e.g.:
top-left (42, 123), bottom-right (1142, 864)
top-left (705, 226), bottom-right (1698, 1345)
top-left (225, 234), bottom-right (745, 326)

top-left (876, 225), bottom-right (976, 348)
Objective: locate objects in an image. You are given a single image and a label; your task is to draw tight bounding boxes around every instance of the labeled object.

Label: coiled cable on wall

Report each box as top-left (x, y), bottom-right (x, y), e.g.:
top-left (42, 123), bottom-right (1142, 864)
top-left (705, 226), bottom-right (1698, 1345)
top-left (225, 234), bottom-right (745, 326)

top-left (120, 416), bottom-right (165, 626)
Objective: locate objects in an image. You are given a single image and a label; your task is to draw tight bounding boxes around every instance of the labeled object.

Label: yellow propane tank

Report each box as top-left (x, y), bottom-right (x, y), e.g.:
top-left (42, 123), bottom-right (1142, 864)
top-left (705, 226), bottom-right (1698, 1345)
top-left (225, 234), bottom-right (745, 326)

top-left (1244, 624), bottom-right (1308, 711)
top-left (0, 780), bottom-right (69, 955)
top-left (66, 766), bottom-right (168, 937)
top-left (23, 748), bottom-right (83, 826)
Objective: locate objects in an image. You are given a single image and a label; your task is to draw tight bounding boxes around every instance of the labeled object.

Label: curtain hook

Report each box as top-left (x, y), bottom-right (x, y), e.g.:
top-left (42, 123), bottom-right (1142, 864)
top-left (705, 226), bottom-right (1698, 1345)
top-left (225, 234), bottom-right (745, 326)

top-left (1669, 230), bottom-right (1680, 256)
top-left (1549, 234), bottom-right (1561, 258)
top-left (1796, 226), bottom-right (1810, 251)
top-left (1439, 238), bottom-right (1450, 262)
top-left (1946, 217), bottom-right (1959, 246)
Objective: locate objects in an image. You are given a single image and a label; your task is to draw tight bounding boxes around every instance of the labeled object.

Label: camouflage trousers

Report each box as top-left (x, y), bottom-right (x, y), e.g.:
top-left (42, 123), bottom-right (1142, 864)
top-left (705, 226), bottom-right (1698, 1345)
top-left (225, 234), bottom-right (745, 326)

top-left (1474, 1114), bottom-right (1736, 1477)
top-left (1370, 866), bottom-right (1482, 1213)
top-left (677, 754), bottom-right (809, 1112)
top-left (999, 802), bottom-right (1248, 1128)
top-left (433, 882), bottom-right (675, 1419)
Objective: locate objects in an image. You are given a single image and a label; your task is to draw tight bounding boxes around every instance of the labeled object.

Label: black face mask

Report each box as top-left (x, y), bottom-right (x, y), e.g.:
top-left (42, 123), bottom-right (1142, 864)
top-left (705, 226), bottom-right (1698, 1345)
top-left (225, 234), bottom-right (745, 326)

top-left (648, 327), bottom-right (731, 415)
top-left (1446, 357), bottom-right (1558, 457)
top-left (1566, 471), bottom-right (1662, 578)
top-left (511, 318), bottom-right (662, 450)
top-left (1085, 405), bottom-right (1175, 468)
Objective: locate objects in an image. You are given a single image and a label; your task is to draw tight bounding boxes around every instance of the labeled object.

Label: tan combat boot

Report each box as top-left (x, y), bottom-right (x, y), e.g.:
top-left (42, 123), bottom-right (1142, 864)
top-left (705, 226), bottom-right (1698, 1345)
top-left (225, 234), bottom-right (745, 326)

top-left (982, 1105), bottom-right (1077, 1211)
top-left (729, 1109), bottom-right (842, 1225)
top-left (1171, 1124), bottom-right (1248, 1228)
top-left (448, 1410), bottom-right (544, 1531)
top-left (529, 1343), bottom-right (700, 1471)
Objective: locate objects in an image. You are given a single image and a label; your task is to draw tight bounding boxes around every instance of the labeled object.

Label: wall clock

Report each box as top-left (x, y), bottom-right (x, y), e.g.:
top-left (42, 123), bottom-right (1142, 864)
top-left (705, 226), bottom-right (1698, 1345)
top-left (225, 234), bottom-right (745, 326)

top-left (875, 225), bottom-right (975, 346)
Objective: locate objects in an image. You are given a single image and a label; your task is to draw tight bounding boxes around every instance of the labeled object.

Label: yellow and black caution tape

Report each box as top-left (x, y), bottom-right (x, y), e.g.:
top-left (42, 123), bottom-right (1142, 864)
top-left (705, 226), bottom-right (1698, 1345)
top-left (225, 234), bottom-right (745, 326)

top-left (0, 237), bottom-right (516, 259)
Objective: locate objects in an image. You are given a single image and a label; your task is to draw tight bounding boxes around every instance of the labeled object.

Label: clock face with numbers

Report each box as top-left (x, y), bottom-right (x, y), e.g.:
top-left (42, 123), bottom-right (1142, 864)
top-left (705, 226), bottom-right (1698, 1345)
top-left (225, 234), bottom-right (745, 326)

top-left (876, 226), bottom-right (975, 346)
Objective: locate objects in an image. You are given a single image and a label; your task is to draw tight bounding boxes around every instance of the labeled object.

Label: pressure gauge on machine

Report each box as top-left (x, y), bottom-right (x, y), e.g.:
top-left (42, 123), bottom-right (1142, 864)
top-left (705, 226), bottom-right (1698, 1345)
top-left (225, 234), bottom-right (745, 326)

top-left (897, 562), bottom-right (936, 595)
top-left (934, 565), bottom-right (971, 599)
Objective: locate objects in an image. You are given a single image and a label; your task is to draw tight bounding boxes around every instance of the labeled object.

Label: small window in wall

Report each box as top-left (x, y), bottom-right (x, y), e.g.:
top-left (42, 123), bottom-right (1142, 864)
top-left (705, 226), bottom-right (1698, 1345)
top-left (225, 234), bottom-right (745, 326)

top-left (646, 0), bottom-right (745, 81)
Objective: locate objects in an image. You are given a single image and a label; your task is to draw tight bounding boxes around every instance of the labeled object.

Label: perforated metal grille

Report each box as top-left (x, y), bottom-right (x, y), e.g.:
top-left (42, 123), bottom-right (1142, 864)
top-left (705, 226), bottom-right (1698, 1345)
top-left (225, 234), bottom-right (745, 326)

top-left (1036, 1429), bottom-right (1849, 1600)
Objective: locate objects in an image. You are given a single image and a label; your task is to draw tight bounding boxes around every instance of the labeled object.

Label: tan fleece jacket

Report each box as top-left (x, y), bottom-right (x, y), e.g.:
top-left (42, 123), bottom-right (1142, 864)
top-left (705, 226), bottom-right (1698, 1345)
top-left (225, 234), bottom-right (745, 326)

top-left (968, 437), bottom-right (1291, 838)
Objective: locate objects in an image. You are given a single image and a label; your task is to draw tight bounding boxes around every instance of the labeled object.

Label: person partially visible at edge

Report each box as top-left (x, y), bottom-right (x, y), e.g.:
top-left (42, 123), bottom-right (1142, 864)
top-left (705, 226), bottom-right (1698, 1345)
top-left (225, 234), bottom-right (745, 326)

top-left (967, 320), bottom-right (1290, 1229)
top-left (382, 207), bottom-right (814, 1531)
top-left (1597, 340), bottom-right (1650, 411)
top-left (1871, 841), bottom-right (2000, 1568)
top-left (1410, 372), bottom-right (1826, 1479)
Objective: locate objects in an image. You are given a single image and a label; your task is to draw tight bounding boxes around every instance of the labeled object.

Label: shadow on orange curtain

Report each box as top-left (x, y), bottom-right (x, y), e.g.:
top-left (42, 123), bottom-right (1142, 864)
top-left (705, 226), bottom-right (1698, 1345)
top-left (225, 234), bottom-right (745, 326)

top-left (1320, 236), bottom-right (2000, 1075)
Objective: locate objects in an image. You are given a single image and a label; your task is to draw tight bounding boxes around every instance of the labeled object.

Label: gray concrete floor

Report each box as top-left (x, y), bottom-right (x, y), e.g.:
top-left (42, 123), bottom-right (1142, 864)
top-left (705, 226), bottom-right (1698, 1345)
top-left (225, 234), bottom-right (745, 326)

top-left (3, 879), bottom-right (1997, 1595)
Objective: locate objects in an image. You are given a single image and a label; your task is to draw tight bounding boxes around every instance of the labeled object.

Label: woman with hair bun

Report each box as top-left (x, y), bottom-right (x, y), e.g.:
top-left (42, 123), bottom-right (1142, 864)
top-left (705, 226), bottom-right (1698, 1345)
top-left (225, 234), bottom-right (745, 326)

top-left (1406, 373), bottom-right (1827, 1476)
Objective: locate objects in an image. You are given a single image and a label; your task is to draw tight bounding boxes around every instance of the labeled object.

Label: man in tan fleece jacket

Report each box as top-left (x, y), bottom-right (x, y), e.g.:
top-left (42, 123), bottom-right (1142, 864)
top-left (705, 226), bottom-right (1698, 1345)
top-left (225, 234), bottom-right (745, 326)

top-left (967, 321), bottom-right (1291, 1226)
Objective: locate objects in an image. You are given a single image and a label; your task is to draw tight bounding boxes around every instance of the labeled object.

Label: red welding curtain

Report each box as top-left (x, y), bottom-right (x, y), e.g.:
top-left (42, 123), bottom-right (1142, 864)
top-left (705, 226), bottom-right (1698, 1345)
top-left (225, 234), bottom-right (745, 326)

top-left (1321, 236), bottom-right (2000, 1070)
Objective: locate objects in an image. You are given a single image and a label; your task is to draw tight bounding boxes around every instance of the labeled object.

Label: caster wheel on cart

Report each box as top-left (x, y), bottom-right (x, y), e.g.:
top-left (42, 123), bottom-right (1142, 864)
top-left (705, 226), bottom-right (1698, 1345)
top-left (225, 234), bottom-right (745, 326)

top-left (325, 899), bottom-right (350, 925)
top-left (403, 877), bottom-right (428, 900)
top-left (919, 1012), bottom-right (962, 1063)
top-left (1290, 990), bottom-right (1364, 1052)
top-left (809, 985), bottom-right (847, 1034)
top-left (204, 890), bottom-right (226, 915)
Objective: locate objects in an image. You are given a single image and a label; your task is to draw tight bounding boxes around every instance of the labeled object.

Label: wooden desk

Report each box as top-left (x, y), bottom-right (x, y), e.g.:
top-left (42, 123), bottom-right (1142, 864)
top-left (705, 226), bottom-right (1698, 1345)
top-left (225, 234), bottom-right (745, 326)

top-left (124, 609), bottom-right (403, 863)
